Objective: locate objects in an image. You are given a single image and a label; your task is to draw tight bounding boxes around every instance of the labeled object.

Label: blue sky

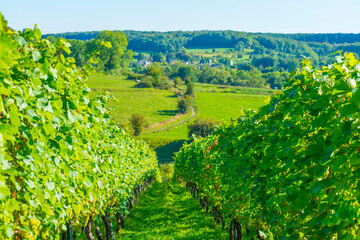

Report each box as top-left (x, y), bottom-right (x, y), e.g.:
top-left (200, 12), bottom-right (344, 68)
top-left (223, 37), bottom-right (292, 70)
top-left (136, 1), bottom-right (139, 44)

top-left (2, 0), bottom-right (360, 34)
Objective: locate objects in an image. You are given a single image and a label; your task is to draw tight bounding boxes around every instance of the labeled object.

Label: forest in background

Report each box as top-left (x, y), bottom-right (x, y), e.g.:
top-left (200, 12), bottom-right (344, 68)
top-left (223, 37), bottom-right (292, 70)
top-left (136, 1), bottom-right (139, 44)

top-left (43, 30), bottom-right (360, 89)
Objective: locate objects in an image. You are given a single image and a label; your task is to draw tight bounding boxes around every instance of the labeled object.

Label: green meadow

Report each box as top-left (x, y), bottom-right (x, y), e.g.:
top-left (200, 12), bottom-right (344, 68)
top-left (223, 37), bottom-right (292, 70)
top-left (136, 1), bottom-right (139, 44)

top-left (88, 74), bottom-right (179, 126)
top-left (87, 73), bottom-right (268, 162)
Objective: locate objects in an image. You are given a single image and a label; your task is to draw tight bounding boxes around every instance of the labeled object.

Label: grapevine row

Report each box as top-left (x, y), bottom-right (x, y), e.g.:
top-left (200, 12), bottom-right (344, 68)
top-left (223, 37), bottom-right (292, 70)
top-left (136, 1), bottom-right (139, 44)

top-left (0, 18), bottom-right (158, 239)
top-left (175, 53), bottom-right (360, 239)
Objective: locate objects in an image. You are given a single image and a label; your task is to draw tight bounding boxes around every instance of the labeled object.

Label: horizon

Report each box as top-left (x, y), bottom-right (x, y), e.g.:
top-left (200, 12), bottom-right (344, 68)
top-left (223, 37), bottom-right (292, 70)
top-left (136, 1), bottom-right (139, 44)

top-left (2, 0), bottom-right (360, 34)
top-left (44, 29), bottom-right (360, 35)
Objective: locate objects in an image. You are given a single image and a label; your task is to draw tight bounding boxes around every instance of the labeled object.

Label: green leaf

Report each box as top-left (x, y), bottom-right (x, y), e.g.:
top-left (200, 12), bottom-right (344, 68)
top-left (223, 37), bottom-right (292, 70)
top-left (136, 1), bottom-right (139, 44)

top-left (26, 180), bottom-right (36, 189)
top-left (6, 227), bottom-right (14, 238)
top-left (307, 139), bottom-right (325, 155)
top-left (349, 155), bottom-right (360, 165)
top-left (14, 36), bottom-right (26, 46)
top-left (0, 33), bottom-right (14, 68)
top-left (2, 160), bottom-right (10, 170)
top-left (351, 88), bottom-right (360, 107)
top-left (32, 50), bottom-right (41, 62)
top-left (34, 28), bottom-right (41, 40)
top-left (42, 204), bottom-right (54, 216)
top-left (26, 109), bottom-right (38, 120)
top-left (47, 182), bottom-right (55, 191)
top-left (9, 110), bottom-right (20, 127)
top-left (312, 181), bottom-right (323, 194)
top-left (0, 181), bottom-right (10, 200)
top-left (0, 133), bottom-right (3, 147)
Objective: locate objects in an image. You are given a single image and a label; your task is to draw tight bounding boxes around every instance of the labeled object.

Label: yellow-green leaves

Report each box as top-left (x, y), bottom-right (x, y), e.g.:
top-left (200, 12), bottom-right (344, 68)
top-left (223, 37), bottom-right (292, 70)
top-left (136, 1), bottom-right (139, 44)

top-left (0, 181), bottom-right (10, 201)
top-left (0, 33), bottom-right (14, 69)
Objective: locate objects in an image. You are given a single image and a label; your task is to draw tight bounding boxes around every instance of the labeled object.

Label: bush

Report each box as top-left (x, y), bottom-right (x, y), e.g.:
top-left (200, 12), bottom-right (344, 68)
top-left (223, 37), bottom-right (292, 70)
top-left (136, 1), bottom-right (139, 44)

top-left (129, 113), bottom-right (146, 136)
top-left (135, 76), bottom-right (172, 90)
top-left (177, 95), bottom-right (192, 114)
top-left (152, 76), bottom-right (172, 90)
top-left (185, 77), bottom-right (195, 97)
top-left (173, 77), bottom-right (182, 88)
top-left (135, 75), bottom-right (153, 88)
top-left (187, 118), bottom-right (220, 138)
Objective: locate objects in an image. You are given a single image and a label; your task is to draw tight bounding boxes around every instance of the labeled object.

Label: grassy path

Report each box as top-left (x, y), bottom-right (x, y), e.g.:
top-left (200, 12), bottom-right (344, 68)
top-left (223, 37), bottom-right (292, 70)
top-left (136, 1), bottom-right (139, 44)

top-left (117, 180), bottom-right (227, 240)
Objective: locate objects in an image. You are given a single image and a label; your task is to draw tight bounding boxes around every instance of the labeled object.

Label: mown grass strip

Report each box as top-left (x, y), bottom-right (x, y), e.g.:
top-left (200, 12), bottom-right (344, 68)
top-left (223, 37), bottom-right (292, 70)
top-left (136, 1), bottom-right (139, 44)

top-left (118, 180), bottom-right (227, 240)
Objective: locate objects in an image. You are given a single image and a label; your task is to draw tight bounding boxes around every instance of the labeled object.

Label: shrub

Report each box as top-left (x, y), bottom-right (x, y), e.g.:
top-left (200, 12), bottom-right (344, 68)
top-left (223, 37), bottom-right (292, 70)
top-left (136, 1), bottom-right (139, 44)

top-left (173, 77), bottom-right (182, 88)
top-left (135, 75), bottom-right (153, 88)
top-left (129, 113), bottom-right (146, 136)
top-left (187, 118), bottom-right (220, 138)
top-left (177, 95), bottom-right (192, 114)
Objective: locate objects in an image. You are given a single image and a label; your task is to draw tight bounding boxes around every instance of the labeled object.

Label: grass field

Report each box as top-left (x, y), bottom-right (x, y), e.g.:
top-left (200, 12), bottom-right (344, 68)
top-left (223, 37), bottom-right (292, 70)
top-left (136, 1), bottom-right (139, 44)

top-left (141, 92), bottom-right (267, 162)
top-left (143, 93), bottom-right (267, 140)
top-left (87, 73), bottom-right (269, 162)
top-left (88, 74), bottom-right (179, 125)
top-left (196, 92), bottom-right (267, 121)
top-left (194, 82), bottom-right (274, 95)
top-left (118, 169), bottom-right (227, 239)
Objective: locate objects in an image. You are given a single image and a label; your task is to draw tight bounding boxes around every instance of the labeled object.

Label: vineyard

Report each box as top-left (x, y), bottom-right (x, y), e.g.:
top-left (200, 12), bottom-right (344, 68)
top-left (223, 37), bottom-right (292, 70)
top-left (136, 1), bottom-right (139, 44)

top-left (3, 9), bottom-right (360, 240)
top-left (0, 17), bottom-right (158, 239)
top-left (175, 53), bottom-right (360, 239)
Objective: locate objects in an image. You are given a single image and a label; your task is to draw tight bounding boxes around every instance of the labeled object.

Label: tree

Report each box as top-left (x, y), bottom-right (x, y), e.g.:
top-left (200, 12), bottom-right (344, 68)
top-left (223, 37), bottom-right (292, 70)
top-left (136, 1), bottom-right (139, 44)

top-left (129, 114), bottom-right (146, 136)
top-left (146, 62), bottom-right (163, 79)
top-left (86, 30), bottom-right (133, 71)
top-left (185, 77), bottom-right (195, 97)
top-left (66, 39), bottom-right (87, 67)
top-left (178, 65), bottom-right (197, 81)
top-left (152, 52), bottom-right (164, 62)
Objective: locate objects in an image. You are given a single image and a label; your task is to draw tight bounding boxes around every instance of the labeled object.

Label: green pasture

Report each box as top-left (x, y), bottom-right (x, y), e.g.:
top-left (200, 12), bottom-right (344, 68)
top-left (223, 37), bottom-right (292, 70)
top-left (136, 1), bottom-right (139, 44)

top-left (87, 73), bottom-right (268, 162)
top-left (196, 92), bottom-right (266, 121)
top-left (194, 82), bottom-right (274, 95)
top-left (87, 73), bottom-right (137, 89)
top-left (87, 74), bottom-right (179, 125)
top-left (142, 92), bottom-right (267, 142)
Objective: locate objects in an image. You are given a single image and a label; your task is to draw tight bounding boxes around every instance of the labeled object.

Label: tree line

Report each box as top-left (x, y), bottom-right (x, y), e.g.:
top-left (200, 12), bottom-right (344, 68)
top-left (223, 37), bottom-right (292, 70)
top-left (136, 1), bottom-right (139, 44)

top-left (44, 30), bottom-right (360, 57)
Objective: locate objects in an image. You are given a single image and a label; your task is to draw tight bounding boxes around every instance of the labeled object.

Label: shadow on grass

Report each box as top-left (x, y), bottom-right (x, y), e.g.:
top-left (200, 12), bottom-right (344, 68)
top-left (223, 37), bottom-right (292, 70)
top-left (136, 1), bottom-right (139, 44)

top-left (118, 181), bottom-right (227, 240)
top-left (155, 140), bottom-right (187, 163)
top-left (157, 110), bottom-right (178, 116)
top-left (166, 94), bottom-right (179, 98)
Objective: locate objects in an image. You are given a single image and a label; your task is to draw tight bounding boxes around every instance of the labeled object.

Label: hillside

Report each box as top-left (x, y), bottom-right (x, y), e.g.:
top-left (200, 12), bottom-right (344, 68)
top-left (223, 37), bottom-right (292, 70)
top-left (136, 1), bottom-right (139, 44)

top-left (87, 74), bottom-right (268, 163)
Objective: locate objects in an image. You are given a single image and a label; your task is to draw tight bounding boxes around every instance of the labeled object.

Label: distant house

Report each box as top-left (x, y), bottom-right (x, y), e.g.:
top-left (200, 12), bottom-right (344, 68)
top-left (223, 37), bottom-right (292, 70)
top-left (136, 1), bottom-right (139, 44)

top-left (138, 60), bottom-right (152, 67)
top-left (138, 60), bottom-right (146, 66)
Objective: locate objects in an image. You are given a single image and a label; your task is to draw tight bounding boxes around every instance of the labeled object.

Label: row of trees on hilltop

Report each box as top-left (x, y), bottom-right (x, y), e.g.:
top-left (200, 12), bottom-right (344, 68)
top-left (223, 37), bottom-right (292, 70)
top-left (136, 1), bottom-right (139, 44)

top-left (44, 30), bottom-right (360, 89)
top-left (47, 30), bottom-right (133, 72)
top-left (45, 30), bottom-right (360, 57)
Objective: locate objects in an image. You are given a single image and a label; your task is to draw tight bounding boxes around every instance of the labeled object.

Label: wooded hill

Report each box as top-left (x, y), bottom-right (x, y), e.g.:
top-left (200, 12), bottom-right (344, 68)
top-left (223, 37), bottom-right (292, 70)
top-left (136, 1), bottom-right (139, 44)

top-left (44, 30), bottom-right (360, 56)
